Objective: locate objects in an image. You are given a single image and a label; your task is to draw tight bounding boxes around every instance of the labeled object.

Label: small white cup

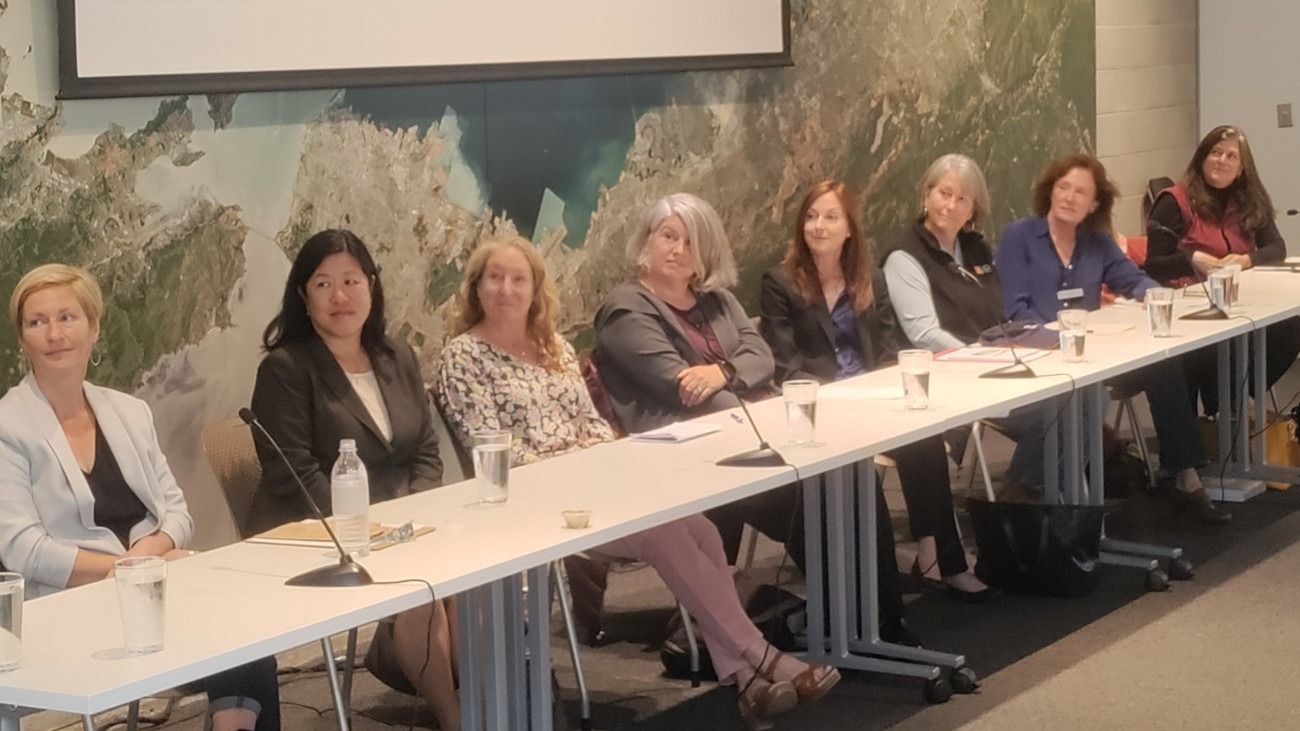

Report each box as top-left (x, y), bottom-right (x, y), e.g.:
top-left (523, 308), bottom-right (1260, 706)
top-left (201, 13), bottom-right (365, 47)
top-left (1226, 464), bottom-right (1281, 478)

top-left (471, 430), bottom-right (511, 504)
top-left (0, 572), bottom-right (23, 671)
top-left (115, 557), bottom-right (166, 654)
top-left (1057, 309), bottom-right (1088, 362)
top-left (1222, 263), bottom-right (1242, 305)
top-left (561, 510), bottom-right (591, 529)
top-left (781, 380), bottom-right (818, 445)
top-left (1146, 288), bottom-right (1175, 338)
top-left (897, 350), bottom-right (931, 410)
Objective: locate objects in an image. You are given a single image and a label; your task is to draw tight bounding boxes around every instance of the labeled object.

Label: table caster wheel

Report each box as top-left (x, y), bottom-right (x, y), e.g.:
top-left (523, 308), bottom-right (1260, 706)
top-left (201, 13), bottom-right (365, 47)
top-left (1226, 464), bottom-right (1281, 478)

top-left (1146, 568), bottom-right (1170, 592)
top-left (923, 677), bottom-right (953, 704)
top-left (950, 666), bottom-right (980, 694)
top-left (1168, 557), bottom-right (1194, 581)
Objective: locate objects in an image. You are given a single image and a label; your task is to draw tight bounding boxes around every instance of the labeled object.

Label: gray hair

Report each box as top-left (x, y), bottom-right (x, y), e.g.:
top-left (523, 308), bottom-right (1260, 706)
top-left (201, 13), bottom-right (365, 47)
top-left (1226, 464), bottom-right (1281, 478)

top-left (626, 193), bottom-right (738, 292)
top-left (918, 153), bottom-right (992, 231)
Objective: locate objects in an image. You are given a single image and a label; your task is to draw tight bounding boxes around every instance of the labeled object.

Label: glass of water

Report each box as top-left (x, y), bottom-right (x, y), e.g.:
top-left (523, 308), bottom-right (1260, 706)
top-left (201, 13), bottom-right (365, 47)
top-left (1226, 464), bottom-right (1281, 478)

top-left (471, 430), bottom-right (512, 504)
top-left (1208, 269), bottom-right (1232, 312)
top-left (115, 557), bottom-right (166, 654)
top-left (781, 379), bottom-right (818, 445)
top-left (1146, 287), bottom-right (1175, 337)
top-left (1057, 309), bottom-right (1088, 362)
top-left (898, 349), bottom-right (931, 410)
top-left (0, 572), bottom-right (22, 671)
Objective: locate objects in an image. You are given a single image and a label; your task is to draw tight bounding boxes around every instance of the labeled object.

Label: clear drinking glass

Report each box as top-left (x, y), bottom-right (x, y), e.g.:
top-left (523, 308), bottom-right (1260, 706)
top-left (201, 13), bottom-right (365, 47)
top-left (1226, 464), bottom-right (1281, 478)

top-left (471, 430), bottom-right (512, 504)
top-left (781, 380), bottom-right (818, 445)
top-left (0, 572), bottom-right (23, 671)
top-left (1146, 287), bottom-right (1174, 337)
top-left (897, 350), bottom-right (931, 410)
top-left (115, 557), bottom-right (166, 654)
top-left (1057, 309), bottom-right (1088, 362)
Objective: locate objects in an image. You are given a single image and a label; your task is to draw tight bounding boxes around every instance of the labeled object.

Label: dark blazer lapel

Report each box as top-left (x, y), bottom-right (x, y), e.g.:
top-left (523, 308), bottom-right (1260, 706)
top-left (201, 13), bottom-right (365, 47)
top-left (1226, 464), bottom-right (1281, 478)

top-left (809, 297), bottom-right (836, 352)
top-left (84, 384), bottom-right (159, 522)
top-left (18, 377), bottom-right (97, 530)
top-left (308, 337), bottom-right (389, 448)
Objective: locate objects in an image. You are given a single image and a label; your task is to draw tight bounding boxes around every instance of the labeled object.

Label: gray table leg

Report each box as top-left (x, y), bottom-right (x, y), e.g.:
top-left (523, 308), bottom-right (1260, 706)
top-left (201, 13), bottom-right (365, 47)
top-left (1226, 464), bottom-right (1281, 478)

top-left (0, 707), bottom-right (20, 731)
top-left (503, 573), bottom-right (527, 731)
top-left (459, 586), bottom-right (484, 730)
top-left (802, 473), bottom-right (827, 665)
top-left (525, 565), bottom-right (553, 731)
top-left (319, 637), bottom-right (351, 731)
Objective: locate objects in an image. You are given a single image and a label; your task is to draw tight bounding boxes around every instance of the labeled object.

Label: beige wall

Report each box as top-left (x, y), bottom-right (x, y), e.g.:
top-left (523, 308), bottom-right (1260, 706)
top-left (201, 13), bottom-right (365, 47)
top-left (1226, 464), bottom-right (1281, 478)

top-left (1096, 0), bottom-right (1198, 236)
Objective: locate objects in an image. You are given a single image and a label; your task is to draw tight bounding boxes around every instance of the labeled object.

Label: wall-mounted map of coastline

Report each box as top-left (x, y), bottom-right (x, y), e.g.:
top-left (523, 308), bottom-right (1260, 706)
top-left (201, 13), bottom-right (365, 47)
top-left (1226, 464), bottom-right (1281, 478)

top-left (2, 0), bottom-right (1094, 545)
top-left (57, 0), bottom-right (790, 98)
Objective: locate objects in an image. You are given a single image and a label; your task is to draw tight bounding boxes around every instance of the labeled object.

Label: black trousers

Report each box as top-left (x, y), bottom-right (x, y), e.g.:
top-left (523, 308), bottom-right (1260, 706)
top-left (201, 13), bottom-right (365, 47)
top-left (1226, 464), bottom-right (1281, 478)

top-left (893, 436), bottom-right (968, 577)
top-left (706, 469), bottom-right (906, 627)
top-left (204, 656), bottom-right (281, 731)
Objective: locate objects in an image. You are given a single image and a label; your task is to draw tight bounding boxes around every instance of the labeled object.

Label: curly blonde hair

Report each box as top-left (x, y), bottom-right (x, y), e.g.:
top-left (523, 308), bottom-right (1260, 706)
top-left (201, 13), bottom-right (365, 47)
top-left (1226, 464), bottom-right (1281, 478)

top-left (450, 235), bottom-right (564, 371)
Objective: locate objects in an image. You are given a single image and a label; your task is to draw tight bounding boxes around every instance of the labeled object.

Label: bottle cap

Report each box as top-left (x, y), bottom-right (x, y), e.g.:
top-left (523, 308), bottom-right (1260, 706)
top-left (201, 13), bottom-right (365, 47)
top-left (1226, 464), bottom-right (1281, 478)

top-left (339, 438), bottom-right (356, 452)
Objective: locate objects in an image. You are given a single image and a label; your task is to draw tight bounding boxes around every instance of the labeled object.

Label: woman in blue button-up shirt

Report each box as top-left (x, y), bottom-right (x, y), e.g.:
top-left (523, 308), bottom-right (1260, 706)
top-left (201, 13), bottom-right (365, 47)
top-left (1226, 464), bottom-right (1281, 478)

top-left (996, 154), bottom-right (1228, 525)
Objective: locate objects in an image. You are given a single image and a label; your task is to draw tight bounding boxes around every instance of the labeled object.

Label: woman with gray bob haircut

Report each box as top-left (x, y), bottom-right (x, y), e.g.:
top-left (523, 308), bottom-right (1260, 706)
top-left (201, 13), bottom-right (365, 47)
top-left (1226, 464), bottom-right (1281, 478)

top-left (595, 192), bottom-right (771, 435)
top-left (626, 192), bottom-right (739, 292)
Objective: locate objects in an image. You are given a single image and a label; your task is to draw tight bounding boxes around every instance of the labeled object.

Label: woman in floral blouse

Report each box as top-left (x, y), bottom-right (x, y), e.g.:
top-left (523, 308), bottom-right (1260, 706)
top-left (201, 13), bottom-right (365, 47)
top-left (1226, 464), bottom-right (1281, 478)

top-left (435, 235), bottom-right (839, 730)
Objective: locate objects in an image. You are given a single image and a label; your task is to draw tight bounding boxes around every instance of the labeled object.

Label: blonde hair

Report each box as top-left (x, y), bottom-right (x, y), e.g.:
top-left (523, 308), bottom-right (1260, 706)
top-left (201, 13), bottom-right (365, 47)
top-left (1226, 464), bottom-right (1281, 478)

top-left (450, 236), bottom-right (564, 371)
top-left (918, 153), bottom-right (992, 231)
top-left (10, 264), bottom-right (104, 332)
top-left (626, 193), bottom-right (738, 292)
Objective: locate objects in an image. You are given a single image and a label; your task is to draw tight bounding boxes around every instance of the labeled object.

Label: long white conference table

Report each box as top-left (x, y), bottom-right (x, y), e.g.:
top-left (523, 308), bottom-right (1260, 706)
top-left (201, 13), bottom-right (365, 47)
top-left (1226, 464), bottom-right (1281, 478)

top-left (2, 269), bottom-right (1297, 731)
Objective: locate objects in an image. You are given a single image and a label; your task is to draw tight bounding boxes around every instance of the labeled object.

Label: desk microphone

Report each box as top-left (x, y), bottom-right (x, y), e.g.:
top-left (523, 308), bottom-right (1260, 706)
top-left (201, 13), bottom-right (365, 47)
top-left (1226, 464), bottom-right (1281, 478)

top-left (713, 364), bottom-right (787, 468)
top-left (1147, 220), bottom-right (1230, 320)
top-left (980, 318), bottom-right (1040, 379)
top-left (948, 262), bottom-right (1038, 379)
top-left (239, 408), bottom-right (374, 587)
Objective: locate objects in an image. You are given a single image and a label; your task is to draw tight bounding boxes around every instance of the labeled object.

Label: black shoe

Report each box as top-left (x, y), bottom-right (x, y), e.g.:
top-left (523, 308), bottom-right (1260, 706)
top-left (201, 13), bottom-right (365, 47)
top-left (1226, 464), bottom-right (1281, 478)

top-left (909, 560), bottom-right (946, 593)
top-left (879, 619), bottom-right (922, 648)
top-left (946, 583), bottom-right (1002, 603)
top-left (1166, 485), bottom-right (1231, 525)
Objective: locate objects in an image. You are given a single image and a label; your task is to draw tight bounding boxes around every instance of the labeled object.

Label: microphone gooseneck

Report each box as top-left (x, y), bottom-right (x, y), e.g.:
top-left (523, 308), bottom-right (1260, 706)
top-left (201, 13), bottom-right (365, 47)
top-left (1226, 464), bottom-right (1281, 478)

top-left (713, 364), bottom-right (787, 468)
top-left (950, 262), bottom-right (1038, 379)
top-left (1146, 220), bottom-right (1230, 320)
top-left (239, 408), bottom-right (374, 587)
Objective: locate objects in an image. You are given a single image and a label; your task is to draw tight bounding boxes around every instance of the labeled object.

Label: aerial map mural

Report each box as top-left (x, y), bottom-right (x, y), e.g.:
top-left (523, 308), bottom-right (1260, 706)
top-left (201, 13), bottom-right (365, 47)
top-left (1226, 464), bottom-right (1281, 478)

top-left (0, 0), bottom-right (1094, 545)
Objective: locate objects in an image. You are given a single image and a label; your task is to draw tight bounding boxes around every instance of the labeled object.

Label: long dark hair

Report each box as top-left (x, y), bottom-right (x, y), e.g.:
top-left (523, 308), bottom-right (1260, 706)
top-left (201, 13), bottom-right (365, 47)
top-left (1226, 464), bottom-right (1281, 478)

top-left (1182, 125), bottom-right (1275, 233)
top-left (781, 180), bottom-right (873, 313)
top-left (262, 229), bottom-right (393, 358)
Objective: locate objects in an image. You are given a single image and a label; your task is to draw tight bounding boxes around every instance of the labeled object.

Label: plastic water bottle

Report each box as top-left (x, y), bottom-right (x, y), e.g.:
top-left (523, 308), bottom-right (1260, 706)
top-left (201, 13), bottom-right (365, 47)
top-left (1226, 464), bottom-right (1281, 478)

top-left (330, 439), bottom-right (370, 558)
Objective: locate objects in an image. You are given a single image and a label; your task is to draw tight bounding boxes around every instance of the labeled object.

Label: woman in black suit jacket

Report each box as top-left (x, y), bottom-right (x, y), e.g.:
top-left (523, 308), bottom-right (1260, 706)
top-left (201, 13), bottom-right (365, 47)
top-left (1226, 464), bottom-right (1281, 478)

top-left (250, 229), bottom-right (459, 730)
top-left (760, 180), bottom-right (994, 601)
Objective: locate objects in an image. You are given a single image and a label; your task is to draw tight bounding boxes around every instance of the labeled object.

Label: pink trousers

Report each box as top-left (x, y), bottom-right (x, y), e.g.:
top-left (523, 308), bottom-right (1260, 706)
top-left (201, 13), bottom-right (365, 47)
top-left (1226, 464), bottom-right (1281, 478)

top-left (596, 513), bottom-right (761, 681)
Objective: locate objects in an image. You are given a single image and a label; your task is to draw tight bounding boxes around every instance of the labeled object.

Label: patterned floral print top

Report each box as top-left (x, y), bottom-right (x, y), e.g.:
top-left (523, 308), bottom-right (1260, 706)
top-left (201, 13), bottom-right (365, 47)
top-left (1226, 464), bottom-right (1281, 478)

top-left (436, 333), bottom-right (616, 465)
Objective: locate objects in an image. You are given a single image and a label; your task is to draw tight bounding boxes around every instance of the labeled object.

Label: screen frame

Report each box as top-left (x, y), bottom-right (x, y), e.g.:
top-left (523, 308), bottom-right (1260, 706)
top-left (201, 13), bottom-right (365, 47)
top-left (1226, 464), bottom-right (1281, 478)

top-left (56, 0), bottom-right (792, 100)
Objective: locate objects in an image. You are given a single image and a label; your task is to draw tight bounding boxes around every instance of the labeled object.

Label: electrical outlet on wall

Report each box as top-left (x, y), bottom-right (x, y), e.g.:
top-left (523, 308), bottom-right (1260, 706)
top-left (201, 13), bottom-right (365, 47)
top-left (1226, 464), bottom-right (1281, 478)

top-left (1279, 103), bottom-right (1294, 128)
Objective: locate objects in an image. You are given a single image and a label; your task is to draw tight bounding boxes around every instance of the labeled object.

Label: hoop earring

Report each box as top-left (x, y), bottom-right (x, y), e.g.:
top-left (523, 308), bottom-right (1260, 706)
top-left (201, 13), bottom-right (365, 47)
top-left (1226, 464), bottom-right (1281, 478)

top-left (17, 352), bottom-right (29, 376)
top-left (90, 343), bottom-right (103, 368)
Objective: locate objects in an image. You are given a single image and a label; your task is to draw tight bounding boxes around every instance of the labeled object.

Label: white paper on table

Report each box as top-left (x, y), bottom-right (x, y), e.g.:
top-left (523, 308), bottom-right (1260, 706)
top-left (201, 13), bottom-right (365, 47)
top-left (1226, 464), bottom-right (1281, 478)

top-left (631, 421), bottom-right (722, 443)
top-left (818, 386), bottom-right (904, 400)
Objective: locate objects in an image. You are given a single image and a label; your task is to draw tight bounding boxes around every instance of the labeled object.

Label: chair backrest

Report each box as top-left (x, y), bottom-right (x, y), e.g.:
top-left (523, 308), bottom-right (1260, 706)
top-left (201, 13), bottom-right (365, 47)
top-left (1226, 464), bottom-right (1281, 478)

top-left (201, 417), bottom-right (263, 540)
top-left (579, 351), bottom-right (626, 437)
top-left (430, 388), bottom-right (474, 478)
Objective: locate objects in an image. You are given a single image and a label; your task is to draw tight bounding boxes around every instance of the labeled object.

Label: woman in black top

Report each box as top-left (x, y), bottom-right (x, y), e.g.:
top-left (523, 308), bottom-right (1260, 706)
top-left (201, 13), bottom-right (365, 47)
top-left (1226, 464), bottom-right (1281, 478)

top-left (763, 179), bottom-right (995, 601)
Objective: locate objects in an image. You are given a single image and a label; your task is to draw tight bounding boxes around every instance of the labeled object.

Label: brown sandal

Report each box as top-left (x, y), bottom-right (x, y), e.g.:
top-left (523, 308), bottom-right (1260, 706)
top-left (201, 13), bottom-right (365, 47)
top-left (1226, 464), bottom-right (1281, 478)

top-left (768, 647), bottom-right (842, 704)
top-left (737, 645), bottom-right (799, 730)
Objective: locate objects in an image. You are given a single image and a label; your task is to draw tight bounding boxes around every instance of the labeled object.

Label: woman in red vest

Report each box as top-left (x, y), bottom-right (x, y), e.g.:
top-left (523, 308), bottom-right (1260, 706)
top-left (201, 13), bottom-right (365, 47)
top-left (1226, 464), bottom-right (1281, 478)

top-left (1145, 125), bottom-right (1300, 415)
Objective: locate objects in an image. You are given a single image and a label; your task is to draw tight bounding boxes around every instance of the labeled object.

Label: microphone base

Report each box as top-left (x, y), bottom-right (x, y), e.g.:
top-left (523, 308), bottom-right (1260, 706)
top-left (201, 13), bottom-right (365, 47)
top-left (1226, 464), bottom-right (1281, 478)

top-left (979, 363), bottom-right (1038, 379)
top-left (1180, 307), bottom-right (1229, 321)
top-left (286, 559), bottom-right (375, 587)
top-left (717, 446), bottom-right (787, 468)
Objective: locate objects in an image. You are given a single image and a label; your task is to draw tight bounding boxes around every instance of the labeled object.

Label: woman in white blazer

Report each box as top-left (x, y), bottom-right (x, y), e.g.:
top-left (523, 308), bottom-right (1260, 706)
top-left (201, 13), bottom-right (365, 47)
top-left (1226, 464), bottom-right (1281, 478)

top-left (0, 264), bottom-right (280, 731)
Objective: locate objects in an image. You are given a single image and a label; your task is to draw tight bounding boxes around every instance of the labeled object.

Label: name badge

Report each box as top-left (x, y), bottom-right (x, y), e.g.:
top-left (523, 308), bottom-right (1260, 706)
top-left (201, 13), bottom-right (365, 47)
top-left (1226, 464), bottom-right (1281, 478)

top-left (1057, 287), bottom-right (1084, 301)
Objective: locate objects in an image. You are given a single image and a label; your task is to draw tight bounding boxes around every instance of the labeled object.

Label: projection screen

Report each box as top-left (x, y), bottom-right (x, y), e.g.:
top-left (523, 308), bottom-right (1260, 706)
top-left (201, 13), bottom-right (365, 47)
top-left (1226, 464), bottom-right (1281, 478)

top-left (57, 0), bottom-right (791, 99)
